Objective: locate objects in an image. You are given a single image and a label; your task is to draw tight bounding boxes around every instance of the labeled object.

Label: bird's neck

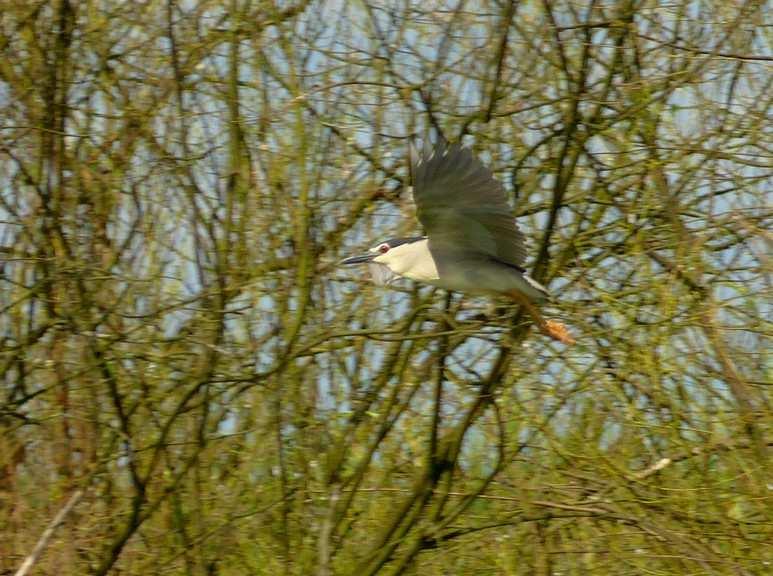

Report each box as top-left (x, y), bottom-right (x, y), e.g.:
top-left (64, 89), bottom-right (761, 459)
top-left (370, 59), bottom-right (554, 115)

top-left (384, 239), bottom-right (440, 282)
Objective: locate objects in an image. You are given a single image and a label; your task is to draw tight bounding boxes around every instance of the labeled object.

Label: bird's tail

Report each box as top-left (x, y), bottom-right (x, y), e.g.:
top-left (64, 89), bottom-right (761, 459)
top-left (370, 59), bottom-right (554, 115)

top-left (521, 273), bottom-right (551, 303)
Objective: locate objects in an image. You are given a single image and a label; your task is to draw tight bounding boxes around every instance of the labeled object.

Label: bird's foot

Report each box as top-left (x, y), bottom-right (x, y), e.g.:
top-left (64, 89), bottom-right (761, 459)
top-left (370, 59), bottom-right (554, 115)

top-left (544, 320), bottom-right (575, 345)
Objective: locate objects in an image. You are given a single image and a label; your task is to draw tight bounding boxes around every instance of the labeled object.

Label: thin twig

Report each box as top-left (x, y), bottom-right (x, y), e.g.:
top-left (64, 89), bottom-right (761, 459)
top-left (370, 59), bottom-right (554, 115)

top-left (15, 489), bottom-right (84, 576)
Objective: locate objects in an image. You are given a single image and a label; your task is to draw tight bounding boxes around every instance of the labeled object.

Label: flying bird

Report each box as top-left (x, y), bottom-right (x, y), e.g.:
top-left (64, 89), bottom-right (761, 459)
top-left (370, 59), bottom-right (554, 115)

top-left (341, 141), bottom-right (574, 344)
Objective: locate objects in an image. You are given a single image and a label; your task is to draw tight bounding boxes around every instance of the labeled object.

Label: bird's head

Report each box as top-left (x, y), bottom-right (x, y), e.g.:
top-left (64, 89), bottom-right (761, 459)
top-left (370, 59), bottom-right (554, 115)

top-left (340, 236), bottom-right (426, 285)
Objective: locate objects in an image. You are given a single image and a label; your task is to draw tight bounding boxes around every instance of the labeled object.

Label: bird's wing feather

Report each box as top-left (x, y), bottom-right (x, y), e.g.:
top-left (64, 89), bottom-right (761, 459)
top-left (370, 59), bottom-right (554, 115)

top-left (411, 142), bottom-right (527, 269)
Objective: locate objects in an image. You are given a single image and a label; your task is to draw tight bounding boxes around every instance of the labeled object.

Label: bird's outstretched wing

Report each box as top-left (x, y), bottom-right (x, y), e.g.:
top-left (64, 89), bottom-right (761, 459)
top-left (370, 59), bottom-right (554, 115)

top-left (410, 141), bottom-right (527, 269)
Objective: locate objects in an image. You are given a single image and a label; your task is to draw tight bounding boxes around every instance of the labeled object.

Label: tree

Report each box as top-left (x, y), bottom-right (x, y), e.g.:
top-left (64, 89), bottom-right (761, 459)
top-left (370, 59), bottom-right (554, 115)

top-left (1, 1), bottom-right (770, 574)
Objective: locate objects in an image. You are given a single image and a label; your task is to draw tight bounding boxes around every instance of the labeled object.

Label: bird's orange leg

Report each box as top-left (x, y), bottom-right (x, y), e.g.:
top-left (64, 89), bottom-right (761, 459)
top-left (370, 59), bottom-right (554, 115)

top-left (508, 292), bottom-right (575, 345)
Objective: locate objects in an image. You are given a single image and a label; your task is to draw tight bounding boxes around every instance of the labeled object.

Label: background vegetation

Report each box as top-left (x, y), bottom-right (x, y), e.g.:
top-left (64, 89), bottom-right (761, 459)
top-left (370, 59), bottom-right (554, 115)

top-left (1, 1), bottom-right (770, 574)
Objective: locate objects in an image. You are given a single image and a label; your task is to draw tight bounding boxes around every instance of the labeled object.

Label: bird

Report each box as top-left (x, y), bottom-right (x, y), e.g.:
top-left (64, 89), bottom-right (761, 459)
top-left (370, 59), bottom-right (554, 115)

top-left (340, 141), bottom-right (574, 344)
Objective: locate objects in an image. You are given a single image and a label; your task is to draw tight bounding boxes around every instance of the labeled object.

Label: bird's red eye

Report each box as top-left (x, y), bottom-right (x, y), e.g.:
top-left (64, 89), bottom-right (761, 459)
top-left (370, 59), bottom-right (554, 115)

top-left (379, 244), bottom-right (390, 253)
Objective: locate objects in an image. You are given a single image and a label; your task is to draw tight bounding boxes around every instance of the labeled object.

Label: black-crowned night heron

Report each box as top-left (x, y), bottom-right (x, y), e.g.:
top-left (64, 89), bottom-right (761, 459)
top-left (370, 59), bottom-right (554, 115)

top-left (341, 141), bottom-right (574, 344)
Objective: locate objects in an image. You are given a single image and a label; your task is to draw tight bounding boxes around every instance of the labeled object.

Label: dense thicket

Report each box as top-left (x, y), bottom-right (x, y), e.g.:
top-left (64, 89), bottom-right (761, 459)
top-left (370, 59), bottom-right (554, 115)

top-left (1, 1), bottom-right (770, 574)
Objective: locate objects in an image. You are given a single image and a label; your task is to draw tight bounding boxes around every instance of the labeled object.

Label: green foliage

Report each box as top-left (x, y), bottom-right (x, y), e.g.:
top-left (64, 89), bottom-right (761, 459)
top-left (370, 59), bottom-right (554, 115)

top-left (0, 1), bottom-right (770, 575)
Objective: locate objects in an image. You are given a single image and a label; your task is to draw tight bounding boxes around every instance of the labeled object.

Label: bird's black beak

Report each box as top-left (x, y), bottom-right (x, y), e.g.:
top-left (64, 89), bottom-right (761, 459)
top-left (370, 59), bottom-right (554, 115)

top-left (340, 253), bottom-right (375, 265)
